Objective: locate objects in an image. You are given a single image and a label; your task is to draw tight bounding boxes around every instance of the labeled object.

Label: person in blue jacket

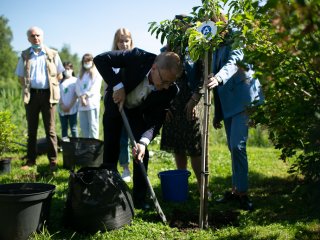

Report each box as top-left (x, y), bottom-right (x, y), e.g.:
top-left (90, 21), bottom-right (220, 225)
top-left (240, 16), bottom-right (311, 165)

top-left (206, 37), bottom-right (264, 211)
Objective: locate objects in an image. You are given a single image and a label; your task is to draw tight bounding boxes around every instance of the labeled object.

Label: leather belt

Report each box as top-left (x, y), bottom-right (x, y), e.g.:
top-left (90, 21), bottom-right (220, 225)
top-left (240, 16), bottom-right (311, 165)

top-left (30, 88), bottom-right (50, 93)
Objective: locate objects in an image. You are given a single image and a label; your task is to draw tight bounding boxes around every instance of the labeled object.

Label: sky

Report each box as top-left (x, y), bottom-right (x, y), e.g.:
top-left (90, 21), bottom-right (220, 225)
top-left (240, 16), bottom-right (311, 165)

top-left (1, 0), bottom-right (203, 58)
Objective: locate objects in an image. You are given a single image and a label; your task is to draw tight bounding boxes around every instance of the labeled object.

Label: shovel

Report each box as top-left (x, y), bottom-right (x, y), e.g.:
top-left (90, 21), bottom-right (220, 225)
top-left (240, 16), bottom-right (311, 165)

top-left (119, 109), bottom-right (167, 224)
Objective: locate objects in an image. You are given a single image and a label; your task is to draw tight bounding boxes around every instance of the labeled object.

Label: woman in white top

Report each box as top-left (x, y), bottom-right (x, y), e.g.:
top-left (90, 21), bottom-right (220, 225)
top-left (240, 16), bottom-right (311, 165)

top-left (58, 62), bottom-right (78, 139)
top-left (110, 28), bottom-right (134, 182)
top-left (75, 53), bottom-right (102, 139)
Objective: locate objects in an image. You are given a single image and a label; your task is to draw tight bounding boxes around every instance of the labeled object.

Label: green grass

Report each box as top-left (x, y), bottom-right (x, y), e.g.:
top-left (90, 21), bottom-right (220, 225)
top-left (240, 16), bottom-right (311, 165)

top-left (1, 143), bottom-right (319, 240)
top-left (0, 89), bottom-right (318, 239)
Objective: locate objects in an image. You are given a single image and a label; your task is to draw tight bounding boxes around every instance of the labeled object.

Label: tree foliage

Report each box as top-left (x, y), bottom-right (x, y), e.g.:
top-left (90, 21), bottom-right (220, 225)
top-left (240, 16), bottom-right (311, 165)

top-left (0, 111), bottom-right (17, 154)
top-left (148, 0), bottom-right (228, 60)
top-left (59, 44), bottom-right (80, 76)
top-left (148, 0), bottom-right (320, 181)
top-left (0, 16), bottom-right (19, 90)
top-left (227, 0), bottom-right (320, 181)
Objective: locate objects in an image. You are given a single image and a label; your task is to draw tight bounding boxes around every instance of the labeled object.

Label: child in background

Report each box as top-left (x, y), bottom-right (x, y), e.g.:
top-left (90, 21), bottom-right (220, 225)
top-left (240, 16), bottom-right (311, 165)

top-left (75, 54), bottom-right (103, 139)
top-left (58, 62), bottom-right (78, 139)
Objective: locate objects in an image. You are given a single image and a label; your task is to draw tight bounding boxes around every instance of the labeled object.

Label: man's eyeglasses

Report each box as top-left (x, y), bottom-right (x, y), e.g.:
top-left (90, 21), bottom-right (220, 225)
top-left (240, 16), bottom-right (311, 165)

top-left (157, 67), bottom-right (173, 86)
top-left (30, 34), bottom-right (40, 38)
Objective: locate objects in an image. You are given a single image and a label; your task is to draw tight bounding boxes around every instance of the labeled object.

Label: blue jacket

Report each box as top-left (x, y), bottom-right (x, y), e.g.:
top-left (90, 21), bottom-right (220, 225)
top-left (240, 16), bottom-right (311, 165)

top-left (212, 44), bottom-right (264, 120)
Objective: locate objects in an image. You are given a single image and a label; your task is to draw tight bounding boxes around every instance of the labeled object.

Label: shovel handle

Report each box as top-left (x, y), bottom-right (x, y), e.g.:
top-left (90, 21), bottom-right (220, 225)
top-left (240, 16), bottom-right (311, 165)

top-left (119, 109), bottom-right (167, 224)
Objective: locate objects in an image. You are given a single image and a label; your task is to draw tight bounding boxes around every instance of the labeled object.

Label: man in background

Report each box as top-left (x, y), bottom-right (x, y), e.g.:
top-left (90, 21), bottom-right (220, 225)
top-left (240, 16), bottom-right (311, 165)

top-left (15, 26), bottom-right (64, 171)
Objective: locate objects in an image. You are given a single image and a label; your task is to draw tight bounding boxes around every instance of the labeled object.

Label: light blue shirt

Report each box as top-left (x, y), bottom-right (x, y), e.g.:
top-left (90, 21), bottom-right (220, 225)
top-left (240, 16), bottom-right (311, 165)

top-left (15, 47), bottom-right (64, 89)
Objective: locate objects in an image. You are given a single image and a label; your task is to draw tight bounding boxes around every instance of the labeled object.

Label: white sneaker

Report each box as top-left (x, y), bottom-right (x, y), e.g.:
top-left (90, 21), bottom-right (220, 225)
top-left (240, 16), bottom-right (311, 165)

top-left (62, 137), bottom-right (70, 142)
top-left (122, 169), bottom-right (131, 182)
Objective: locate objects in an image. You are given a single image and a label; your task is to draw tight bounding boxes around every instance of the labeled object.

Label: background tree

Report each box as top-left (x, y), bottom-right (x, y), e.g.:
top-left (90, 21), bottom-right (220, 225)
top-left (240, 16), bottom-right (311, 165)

top-left (0, 15), bottom-right (19, 91)
top-left (227, 0), bottom-right (320, 182)
top-left (59, 44), bottom-right (80, 76)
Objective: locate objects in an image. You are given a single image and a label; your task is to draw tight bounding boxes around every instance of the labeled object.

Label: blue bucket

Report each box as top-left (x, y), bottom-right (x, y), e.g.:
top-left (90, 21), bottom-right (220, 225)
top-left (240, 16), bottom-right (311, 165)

top-left (158, 169), bottom-right (191, 202)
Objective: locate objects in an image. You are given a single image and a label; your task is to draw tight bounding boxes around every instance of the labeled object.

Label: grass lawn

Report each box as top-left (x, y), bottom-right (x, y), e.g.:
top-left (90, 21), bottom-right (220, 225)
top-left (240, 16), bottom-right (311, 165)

top-left (0, 143), bottom-right (319, 240)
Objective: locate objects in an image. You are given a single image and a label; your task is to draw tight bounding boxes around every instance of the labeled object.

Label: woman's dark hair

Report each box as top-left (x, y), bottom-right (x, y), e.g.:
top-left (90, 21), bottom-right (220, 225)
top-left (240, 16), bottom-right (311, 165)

top-left (62, 61), bottom-right (75, 78)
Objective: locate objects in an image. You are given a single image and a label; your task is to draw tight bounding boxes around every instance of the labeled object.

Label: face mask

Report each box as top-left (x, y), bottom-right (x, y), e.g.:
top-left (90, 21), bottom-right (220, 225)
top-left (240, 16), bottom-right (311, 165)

top-left (83, 61), bottom-right (93, 70)
top-left (31, 44), bottom-right (41, 50)
top-left (64, 69), bottom-right (73, 78)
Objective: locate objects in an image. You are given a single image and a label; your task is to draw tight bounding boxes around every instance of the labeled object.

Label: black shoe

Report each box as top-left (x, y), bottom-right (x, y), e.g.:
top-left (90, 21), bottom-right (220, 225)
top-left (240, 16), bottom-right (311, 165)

top-left (49, 161), bottom-right (58, 172)
top-left (21, 160), bottom-right (36, 170)
top-left (216, 191), bottom-right (239, 203)
top-left (239, 195), bottom-right (254, 211)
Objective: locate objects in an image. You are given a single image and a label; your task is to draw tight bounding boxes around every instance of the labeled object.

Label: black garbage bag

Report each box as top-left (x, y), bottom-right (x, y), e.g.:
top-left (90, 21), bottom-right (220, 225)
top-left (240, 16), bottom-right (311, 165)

top-left (36, 137), bottom-right (62, 155)
top-left (61, 137), bottom-right (103, 170)
top-left (63, 167), bottom-right (134, 233)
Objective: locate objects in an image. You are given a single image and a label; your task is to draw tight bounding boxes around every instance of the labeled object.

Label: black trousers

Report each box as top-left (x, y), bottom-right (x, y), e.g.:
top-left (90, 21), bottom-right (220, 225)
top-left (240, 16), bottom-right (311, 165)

top-left (25, 90), bottom-right (58, 164)
top-left (102, 91), bottom-right (149, 204)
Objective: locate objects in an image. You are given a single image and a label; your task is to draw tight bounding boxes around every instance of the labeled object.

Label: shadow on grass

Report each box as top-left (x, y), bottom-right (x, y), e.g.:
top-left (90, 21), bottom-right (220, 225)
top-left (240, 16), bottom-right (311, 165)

top-left (150, 171), bottom-right (320, 234)
top-left (155, 181), bottom-right (241, 231)
top-left (211, 171), bottom-right (320, 228)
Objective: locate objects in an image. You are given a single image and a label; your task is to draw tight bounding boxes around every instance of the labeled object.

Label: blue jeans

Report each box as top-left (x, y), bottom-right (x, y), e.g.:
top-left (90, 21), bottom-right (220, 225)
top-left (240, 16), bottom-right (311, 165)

top-left (59, 113), bottom-right (78, 138)
top-left (119, 127), bottom-right (130, 167)
top-left (224, 112), bottom-right (249, 192)
top-left (79, 108), bottom-right (99, 139)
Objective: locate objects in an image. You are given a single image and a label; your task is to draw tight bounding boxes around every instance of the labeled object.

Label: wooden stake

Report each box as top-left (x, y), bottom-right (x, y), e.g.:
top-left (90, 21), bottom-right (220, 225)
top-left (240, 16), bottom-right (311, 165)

top-left (199, 52), bottom-right (210, 229)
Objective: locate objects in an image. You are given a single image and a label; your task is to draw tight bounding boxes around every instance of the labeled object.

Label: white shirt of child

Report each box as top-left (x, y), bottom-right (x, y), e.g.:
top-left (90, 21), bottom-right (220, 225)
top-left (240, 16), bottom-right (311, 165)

top-left (59, 76), bottom-right (78, 116)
